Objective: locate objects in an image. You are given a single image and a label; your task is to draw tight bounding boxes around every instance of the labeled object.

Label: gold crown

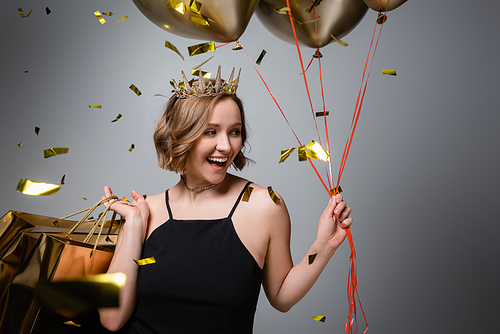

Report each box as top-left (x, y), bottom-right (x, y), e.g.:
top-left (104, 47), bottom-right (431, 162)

top-left (170, 66), bottom-right (241, 98)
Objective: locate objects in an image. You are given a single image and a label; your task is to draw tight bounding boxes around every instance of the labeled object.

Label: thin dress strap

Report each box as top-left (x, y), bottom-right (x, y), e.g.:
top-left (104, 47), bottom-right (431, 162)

top-left (165, 190), bottom-right (173, 219)
top-left (228, 181), bottom-right (253, 218)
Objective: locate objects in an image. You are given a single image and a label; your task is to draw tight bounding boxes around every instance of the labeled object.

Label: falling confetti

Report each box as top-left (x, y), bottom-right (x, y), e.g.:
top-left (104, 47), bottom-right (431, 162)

top-left (134, 257), bottom-right (156, 266)
top-left (89, 105), bottom-right (102, 109)
top-left (279, 147), bottom-right (296, 163)
top-left (267, 186), bottom-right (280, 204)
top-left (242, 186), bottom-right (254, 202)
top-left (188, 41), bottom-right (215, 57)
top-left (18, 7), bottom-right (32, 18)
top-left (35, 126), bottom-right (40, 137)
top-left (191, 69), bottom-right (210, 78)
top-left (102, 11), bottom-right (113, 17)
top-left (165, 41), bottom-right (185, 61)
top-left (311, 315), bottom-right (326, 322)
top-left (17, 179), bottom-right (61, 196)
top-left (308, 251), bottom-right (319, 265)
top-left (129, 84), bottom-right (142, 96)
top-left (17, 142), bottom-right (23, 147)
top-left (115, 16), bottom-right (129, 22)
top-left (111, 114), bottom-right (123, 123)
top-left (256, 50), bottom-right (267, 65)
top-left (315, 111), bottom-right (329, 117)
top-left (61, 175), bottom-right (66, 185)
top-left (305, 0), bottom-right (323, 13)
top-left (46, 7), bottom-right (51, 15)
top-left (330, 34), bottom-right (348, 46)
top-left (94, 10), bottom-right (106, 24)
top-left (382, 69), bottom-right (397, 76)
top-left (44, 147), bottom-right (69, 159)
top-left (167, 0), bottom-right (187, 14)
top-left (193, 56), bottom-right (214, 70)
top-left (128, 144), bottom-right (135, 152)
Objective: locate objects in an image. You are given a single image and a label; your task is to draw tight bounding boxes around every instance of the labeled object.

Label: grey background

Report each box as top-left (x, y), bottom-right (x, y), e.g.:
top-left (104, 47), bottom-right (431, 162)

top-left (1, 0), bottom-right (499, 333)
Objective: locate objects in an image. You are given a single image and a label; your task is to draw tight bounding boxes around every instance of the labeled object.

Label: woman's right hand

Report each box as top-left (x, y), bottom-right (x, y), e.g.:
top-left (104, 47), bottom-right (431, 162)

top-left (102, 185), bottom-right (150, 239)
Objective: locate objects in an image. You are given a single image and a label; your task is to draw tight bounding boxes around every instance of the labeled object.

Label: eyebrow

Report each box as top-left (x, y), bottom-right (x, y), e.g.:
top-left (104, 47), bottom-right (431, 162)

top-left (206, 122), bottom-right (242, 127)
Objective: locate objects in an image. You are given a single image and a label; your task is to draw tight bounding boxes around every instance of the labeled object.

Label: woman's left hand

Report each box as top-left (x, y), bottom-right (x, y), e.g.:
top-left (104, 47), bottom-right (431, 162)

top-left (317, 194), bottom-right (353, 251)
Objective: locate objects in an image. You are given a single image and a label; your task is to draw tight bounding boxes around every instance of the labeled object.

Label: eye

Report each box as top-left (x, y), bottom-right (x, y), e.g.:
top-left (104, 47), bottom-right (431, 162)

top-left (230, 129), bottom-right (241, 136)
top-left (204, 129), bottom-right (216, 136)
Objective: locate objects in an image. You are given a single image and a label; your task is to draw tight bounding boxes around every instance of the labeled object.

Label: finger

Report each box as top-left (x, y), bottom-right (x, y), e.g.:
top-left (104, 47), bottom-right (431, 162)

top-left (335, 194), bottom-right (343, 204)
top-left (334, 200), bottom-right (347, 216)
top-left (339, 206), bottom-right (351, 222)
top-left (340, 217), bottom-right (352, 229)
top-left (104, 185), bottom-right (114, 198)
top-left (130, 190), bottom-right (145, 203)
top-left (322, 197), bottom-right (336, 217)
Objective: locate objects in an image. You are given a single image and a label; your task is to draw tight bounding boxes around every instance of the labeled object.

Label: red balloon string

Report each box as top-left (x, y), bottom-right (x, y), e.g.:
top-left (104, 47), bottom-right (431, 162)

top-left (214, 41), bottom-right (234, 49)
top-left (239, 43), bottom-right (331, 195)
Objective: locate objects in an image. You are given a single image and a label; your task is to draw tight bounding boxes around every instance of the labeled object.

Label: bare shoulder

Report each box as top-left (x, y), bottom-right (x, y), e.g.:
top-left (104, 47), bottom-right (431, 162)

top-left (145, 192), bottom-right (169, 236)
top-left (242, 183), bottom-right (290, 228)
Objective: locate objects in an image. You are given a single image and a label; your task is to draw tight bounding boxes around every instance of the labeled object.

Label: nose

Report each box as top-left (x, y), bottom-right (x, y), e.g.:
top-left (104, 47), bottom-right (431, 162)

top-left (216, 133), bottom-right (230, 153)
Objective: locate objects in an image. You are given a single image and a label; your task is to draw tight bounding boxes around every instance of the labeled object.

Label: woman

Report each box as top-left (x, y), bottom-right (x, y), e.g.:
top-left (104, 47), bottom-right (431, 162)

top-left (99, 67), bottom-right (352, 333)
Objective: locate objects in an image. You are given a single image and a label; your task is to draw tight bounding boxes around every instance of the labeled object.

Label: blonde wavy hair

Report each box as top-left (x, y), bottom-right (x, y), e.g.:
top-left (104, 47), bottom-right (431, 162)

top-left (154, 93), bottom-right (251, 173)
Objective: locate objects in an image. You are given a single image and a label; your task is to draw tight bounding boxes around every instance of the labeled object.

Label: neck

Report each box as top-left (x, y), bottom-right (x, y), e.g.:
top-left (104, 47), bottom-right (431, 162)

top-left (181, 174), bottom-right (223, 193)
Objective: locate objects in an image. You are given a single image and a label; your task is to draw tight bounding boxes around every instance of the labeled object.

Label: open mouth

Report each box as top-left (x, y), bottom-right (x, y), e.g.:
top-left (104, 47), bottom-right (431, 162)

top-left (207, 157), bottom-right (228, 167)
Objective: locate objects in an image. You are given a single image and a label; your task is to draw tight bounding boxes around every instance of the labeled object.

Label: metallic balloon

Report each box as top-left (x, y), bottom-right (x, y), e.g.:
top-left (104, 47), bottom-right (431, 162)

top-left (256, 0), bottom-right (368, 48)
top-left (132, 0), bottom-right (260, 42)
top-left (363, 0), bottom-right (407, 12)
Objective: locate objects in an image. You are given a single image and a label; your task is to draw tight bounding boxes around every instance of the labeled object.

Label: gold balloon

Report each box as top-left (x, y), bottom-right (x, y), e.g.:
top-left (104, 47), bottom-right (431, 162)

top-left (363, 0), bottom-right (408, 12)
top-left (256, 0), bottom-right (368, 48)
top-left (132, 0), bottom-right (260, 42)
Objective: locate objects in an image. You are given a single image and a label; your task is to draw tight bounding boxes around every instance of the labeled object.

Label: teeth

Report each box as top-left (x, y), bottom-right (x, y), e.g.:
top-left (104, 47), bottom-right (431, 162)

top-left (208, 157), bottom-right (228, 163)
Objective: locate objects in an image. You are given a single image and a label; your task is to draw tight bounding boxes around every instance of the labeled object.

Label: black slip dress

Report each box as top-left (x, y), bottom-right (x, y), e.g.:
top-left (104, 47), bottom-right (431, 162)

top-left (123, 181), bottom-right (263, 334)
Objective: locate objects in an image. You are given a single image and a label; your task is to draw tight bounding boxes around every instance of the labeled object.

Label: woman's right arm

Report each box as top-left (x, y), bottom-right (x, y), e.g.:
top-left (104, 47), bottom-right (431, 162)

top-left (99, 186), bottom-right (150, 332)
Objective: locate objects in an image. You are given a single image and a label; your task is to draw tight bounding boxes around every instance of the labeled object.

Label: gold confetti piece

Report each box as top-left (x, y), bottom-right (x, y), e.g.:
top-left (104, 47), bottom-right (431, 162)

top-left (311, 315), bottom-right (326, 322)
top-left (308, 251), bottom-right (319, 265)
top-left (134, 257), bottom-right (156, 266)
top-left (330, 34), bottom-right (348, 46)
top-left (89, 105), bottom-right (102, 109)
top-left (267, 186), bottom-right (280, 204)
top-left (128, 144), bottom-right (135, 152)
top-left (46, 7), bottom-right (51, 15)
top-left (17, 142), bottom-right (23, 147)
top-left (193, 56), bottom-right (214, 70)
top-left (115, 16), bottom-right (129, 22)
top-left (18, 7), bottom-right (32, 18)
top-left (63, 321), bottom-right (81, 327)
top-left (298, 145), bottom-right (307, 161)
top-left (102, 11), bottom-right (113, 16)
top-left (256, 50), bottom-right (267, 65)
top-left (111, 113), bottom-right (123, 123)
top-left (315, 111), bottom-right (329, 117)
top-left (24, 71), bottom-right (28, 73)
top-left (279, 147), bottom-right (296, 163)
top-left (165, 41), bottom-right (185, 61)
top-left (191, 13), bottom-right (210, 27)
top-left (17, 179), bottom-right (61, 196)
top-left (167, 0), bottom-right (187, 14)
top-left (188, 41), bottom-right (215, 57)
top-left (191, 69), bottom-right (210, 78)
top-left (305, 0), bottom-right (323, 13)
top-left (122, 196), bottom-right (128, 202)
top-left (61, 175), bottom-right (66, 185)
top-left (382, 69), bottom-right (397, 76)
top-left (44, 147), bottom-right (69, 159)
top-left (35, 126), bottom-right (40, 137)
top-left (242, 186), bottom-right (254, 202)
top-left (189, 0), bottom-right (203, 14)
top-left (94, 10), bottom-right (106, 24)
top-left (329, 186), bottom-right (343, 196)
top-left (88, 217), bottom-right (95, 222)
top-left (274, 7), bottom-right (290, 14)
top-left (305, 140), bottom-right (329, 161)
top-left (129, 84), bottom-right (142, 96)
top-left (154, 93), bottom-right (168, 98)
top-left (232, 41), bottom-right (243, 50)
top-left (35, 273), bottom-right (126, 311)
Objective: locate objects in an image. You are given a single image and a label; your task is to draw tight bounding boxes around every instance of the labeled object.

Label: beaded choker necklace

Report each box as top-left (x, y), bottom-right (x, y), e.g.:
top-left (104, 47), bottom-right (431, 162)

top-left (181, 176), bottom-right (216, 193)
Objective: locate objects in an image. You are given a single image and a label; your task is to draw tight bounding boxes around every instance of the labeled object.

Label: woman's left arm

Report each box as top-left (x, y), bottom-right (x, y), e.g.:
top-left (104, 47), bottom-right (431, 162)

top-left (262, 193), bottom-right (352, 313)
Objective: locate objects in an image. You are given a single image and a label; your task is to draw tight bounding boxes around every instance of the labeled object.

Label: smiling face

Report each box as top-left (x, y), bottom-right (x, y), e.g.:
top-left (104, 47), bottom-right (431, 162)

top-left (184, 97), bottom-right (243, 189)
